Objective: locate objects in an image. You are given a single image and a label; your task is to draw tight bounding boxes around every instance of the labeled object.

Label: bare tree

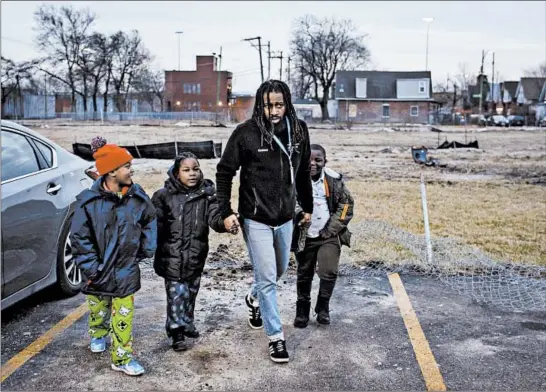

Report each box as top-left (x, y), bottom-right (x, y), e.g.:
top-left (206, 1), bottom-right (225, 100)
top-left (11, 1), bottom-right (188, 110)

top-left (524, 62), bottom-right (546, 78)
top-left (454, 62), bottom-right (476, 92)
top-left (74, 32), bottom-right (112, 118)
top-left (110, 30), bottom-right (151, 112)
top-left (290, 14), bottom-right (370, 120)
top-left (132, 67), bottom-right (164, 112)
top-left (1, 57), bottom-right (41, 111)
top-left (290, 59), bottom-right (314, 100)
top-left (33, 4), bottom-right (96, 111)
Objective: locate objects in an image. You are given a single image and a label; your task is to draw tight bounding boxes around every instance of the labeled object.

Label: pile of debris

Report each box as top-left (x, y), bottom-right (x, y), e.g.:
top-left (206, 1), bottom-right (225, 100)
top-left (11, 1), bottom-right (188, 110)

top-left (411, 146), bottom-right (447, 167)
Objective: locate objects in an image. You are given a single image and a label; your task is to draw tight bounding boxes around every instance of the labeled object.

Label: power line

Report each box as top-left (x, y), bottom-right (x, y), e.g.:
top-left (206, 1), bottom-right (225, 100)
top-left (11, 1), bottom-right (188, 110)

top-left (1, 35), bottom-right (35, 48)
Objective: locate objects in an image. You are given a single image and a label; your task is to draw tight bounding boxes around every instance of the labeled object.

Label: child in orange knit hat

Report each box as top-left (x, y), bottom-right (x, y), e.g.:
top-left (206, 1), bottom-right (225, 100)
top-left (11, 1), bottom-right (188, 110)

top-left (70, 136), bottom-right (157, 376)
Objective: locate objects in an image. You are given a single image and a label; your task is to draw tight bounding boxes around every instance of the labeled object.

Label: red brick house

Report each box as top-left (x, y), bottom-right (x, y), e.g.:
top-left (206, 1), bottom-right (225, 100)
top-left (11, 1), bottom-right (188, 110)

top-left (335, 70), bottom-right (437, 124)
top-left (164, 55), bottom-right (232, 112)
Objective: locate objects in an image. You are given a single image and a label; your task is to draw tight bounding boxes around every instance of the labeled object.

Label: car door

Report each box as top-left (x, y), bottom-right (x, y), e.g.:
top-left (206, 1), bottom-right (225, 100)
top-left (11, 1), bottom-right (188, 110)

top-left (1, 128), bottom-right (68, 298)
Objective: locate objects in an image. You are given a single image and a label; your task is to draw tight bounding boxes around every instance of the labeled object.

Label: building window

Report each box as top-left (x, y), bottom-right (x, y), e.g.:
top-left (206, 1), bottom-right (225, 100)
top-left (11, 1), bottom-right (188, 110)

top-left (410, 106), bottom-right (419, 117)
top-left (382, 104), bottom-right (390, 118)
top-left (419, 81), bottom-right (426, 94)
top-left (355, 78), bottom-right (367, 98)
top-left (183, 83), bottom-right (201, 94)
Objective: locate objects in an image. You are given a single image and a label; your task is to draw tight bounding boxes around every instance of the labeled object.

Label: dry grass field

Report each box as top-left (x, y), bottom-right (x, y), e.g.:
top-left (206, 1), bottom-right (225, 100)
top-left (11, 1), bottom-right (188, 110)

top-left (31, 120), bottom-right (546, 266)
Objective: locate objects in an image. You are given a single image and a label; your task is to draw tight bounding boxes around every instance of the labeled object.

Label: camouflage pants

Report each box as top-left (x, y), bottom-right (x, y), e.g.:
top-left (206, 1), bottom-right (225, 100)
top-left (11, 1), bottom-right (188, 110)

top-left (86, 294), bottom-right (135, 366)
top-left (164, 276), bottom-right (202, 337)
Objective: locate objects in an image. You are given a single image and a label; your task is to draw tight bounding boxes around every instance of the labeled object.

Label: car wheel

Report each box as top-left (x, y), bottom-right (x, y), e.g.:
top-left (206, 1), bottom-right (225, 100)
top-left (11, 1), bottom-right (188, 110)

top-left (56, 214), bottom-right (83, 296)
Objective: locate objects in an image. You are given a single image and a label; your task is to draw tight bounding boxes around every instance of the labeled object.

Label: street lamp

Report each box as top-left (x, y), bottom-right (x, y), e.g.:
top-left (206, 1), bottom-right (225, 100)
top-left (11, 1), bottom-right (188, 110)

top-left (175, 31), bottom-right (183, 71)
top-left (422, 17), bottom-right (434, 71)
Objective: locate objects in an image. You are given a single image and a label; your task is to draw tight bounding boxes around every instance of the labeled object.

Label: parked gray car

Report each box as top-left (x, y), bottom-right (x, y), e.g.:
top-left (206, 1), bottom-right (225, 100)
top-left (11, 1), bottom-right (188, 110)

top-left (1, 120), bottom-right (96, 310)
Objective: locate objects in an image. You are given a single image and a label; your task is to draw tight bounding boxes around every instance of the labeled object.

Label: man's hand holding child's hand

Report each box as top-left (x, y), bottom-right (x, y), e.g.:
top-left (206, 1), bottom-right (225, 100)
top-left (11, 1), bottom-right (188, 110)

top-left (299, 213), bottom-right (312, 228)
top-left (224, 214), bottom-right (240, 235)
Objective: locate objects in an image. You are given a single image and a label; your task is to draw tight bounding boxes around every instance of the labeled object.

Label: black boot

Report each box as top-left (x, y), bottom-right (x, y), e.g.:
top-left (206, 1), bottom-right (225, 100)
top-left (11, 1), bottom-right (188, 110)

top-left (184, 324), bottom-right (200, 338)
top-left (293, 300), bottom-right (311, 328)
top-left (172, 329), bottom-right (188, 351)
top-left (315, 296), bottom-right (330, 325)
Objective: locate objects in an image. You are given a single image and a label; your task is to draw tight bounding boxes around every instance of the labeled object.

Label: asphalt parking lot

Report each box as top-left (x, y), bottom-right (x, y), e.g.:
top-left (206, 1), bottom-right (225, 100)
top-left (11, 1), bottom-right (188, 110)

top-left (2, 263), bottom-right (546, 391)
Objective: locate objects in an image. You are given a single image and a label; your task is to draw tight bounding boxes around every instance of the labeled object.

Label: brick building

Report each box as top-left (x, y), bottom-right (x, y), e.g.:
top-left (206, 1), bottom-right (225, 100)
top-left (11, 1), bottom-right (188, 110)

top-left (230, 93), bottom-right (255, 123)
top-left (335, 70), bottom-right (438, 124)
top-left (164, 55), bottom-right (232, 112)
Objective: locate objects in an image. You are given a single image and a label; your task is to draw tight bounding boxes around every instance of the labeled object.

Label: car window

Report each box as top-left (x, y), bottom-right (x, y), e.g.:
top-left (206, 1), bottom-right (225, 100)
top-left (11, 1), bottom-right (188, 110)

top-left (1, 130), bottom-right (41, 182)
top-left (33, 139), bottom-right (54, 168)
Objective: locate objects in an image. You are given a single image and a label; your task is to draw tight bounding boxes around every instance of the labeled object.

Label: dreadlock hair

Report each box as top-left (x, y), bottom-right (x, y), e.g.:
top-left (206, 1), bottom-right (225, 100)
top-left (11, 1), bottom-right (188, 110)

top-left (310, 144), bottom-right (327, 160)
top-left (173, 151), bottom-right (200, 174)
top-left (251, 79), bottom-right (304, 147)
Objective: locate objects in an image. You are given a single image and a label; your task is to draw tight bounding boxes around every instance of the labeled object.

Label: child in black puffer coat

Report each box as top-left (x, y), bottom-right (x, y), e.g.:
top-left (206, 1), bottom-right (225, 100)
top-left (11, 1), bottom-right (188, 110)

top-left (151, 152), bottom-right (232, 351)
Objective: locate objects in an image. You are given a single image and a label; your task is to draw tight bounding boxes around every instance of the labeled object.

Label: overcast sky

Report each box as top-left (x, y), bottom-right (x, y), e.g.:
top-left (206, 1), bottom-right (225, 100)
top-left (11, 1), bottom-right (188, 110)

top-left (1, 1), bottom-right (545, 94)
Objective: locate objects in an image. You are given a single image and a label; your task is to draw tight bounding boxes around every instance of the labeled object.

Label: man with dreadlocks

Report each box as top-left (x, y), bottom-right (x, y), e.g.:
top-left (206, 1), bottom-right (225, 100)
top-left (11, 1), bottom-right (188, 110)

top-left (216, 80), bottom-right (313, 363)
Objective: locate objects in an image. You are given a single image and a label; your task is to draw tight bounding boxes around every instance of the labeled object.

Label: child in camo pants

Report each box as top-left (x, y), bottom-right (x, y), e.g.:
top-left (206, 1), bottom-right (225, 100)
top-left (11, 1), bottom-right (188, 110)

top-left (71, 136), bottom-right (157, 376)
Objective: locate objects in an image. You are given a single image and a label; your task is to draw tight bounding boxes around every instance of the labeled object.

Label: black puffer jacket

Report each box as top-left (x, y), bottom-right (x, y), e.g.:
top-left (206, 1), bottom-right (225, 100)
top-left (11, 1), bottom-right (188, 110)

top-left (70, 179), bottom-right (157, 297)
top-left (151, 167), bottom-right (226, 281)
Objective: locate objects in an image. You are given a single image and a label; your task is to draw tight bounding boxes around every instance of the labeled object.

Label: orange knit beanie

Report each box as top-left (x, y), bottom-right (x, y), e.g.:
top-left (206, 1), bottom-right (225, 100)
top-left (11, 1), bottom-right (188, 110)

top-left (91, 136), bottom-right (133, 175)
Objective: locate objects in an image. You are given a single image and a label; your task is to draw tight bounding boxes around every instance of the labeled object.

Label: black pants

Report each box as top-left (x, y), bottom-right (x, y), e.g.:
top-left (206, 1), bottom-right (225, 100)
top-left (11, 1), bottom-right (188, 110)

top-left (164, 275), bottom-right (201, 337)
top-left (295, 236), bottom-right (341, 302)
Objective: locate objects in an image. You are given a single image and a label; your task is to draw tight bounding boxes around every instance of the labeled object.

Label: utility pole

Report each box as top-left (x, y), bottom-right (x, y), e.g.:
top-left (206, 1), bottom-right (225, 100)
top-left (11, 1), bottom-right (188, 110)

top-left (287, 56), bottom-right (291, 86)
top-left (271, 51), bottom-right (283, 80)
top-left (267, 41), bottom-right (271, 80)
top-left (44, 72), bottom-right (48, 120)
top-left (300, 60), bottom-right (305, 99)
top-left (478, 49), bottom-right (488, 116)
top-left (243, 37), bottom-right (264, 82)
top-left (491, 52), bottom-right (495, 113)
top-left (214, 46), bottom-right (223, 124)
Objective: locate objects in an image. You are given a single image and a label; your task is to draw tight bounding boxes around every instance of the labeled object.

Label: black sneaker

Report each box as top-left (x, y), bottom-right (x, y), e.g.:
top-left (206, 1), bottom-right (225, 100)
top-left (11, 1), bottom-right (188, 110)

top-left (268, 339), bottom-right (289, 363)
top-left (245, 294), bottom-right (263, 329)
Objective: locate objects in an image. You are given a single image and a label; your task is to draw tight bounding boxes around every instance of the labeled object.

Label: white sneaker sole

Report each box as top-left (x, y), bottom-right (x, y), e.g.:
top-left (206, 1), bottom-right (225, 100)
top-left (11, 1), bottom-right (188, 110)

top-left (110, 364), bottom-right (145, 376)
top-left (90, 346), bottom-right (106, 353)
top-left (270, 356), bottom-right (289, 363)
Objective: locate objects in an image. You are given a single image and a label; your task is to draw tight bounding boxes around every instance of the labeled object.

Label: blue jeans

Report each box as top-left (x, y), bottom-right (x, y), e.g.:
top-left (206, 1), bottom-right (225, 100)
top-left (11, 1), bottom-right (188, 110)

top-left (242, 218), bottom-right (293, 339)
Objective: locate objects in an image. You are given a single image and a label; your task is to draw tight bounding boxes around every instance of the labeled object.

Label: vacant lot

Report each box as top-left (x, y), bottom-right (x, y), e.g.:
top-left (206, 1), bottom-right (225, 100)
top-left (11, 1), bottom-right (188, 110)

top-left (34, 121), bottom-right (546, 266)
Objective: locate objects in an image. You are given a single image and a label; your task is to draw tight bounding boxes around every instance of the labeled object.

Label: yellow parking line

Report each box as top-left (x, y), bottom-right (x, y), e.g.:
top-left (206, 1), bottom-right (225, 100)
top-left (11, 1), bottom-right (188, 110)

top-left (388, 273), bottom-right (446, 391)
top-left (1, 302), bottom-right (88, 383)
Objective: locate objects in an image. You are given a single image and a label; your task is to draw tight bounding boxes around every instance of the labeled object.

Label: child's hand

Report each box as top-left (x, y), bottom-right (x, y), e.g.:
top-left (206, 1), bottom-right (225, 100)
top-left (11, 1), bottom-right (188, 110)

top-left (224, 214), bottom-right (239, 232)
top-left (299, 213), bottom-right (312, 228)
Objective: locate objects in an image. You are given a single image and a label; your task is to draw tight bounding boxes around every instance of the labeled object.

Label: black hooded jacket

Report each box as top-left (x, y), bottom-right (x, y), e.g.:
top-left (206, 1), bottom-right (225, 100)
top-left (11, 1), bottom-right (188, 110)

top-left (216, 117), bottom-right (314, 227)
top-left (151, 166), bottom-right (226, 281)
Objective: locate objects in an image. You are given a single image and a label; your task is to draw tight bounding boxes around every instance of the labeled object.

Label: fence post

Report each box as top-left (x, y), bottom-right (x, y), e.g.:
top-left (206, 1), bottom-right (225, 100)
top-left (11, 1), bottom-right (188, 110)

top-left (420, 173), bottom-right (434, 265)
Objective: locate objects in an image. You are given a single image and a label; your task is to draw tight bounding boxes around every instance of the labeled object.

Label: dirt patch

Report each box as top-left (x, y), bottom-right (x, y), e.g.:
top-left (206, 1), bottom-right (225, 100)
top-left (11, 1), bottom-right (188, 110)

top-left (26, 122), bottom-right (546, 266)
